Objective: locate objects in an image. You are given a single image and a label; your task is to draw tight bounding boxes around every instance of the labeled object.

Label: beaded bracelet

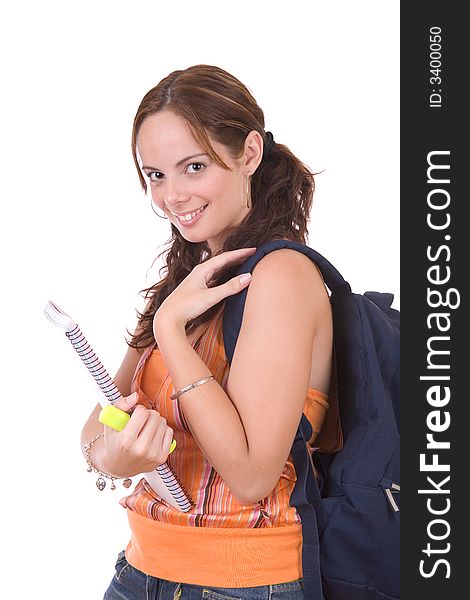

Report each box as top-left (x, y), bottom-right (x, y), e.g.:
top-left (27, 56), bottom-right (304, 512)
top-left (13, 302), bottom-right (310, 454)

top-left (83, 432), bottom-right (132, 491)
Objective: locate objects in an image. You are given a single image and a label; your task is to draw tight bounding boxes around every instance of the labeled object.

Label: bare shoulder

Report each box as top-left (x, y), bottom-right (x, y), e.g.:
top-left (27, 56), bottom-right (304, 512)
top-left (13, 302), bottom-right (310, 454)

top-left (230, 248), bottom-right (333, 376)
top-left (247, 248), bottom-right (330, 322)
top-left (252, 247), bottom-right (325, 281)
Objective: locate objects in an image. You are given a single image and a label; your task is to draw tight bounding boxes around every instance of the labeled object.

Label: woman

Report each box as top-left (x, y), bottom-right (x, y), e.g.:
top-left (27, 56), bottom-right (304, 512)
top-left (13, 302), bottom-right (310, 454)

top-left (81, 64), bottom-right (333, 600)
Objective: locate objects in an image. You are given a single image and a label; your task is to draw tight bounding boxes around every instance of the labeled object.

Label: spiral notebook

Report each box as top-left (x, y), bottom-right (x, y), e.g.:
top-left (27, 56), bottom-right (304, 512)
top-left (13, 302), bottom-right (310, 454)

top-left (43, 299), bottom-right (193, 512)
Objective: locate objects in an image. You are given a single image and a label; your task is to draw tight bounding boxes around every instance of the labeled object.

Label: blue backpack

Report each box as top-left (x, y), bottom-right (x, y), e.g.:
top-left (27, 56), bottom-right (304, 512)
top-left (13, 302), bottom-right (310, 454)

top-left (223, 240), bottom-right (400, 600)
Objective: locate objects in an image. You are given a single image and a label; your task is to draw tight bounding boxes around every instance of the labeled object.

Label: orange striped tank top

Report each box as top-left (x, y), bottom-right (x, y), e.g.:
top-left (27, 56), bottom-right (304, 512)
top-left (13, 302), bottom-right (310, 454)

top-left (122, 308), bottom-right (329, 587)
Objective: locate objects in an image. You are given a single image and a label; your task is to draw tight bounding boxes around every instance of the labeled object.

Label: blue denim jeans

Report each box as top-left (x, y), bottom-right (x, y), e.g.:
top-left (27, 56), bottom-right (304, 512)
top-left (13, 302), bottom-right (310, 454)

top-left (103, 550), bottom-right (306, 600)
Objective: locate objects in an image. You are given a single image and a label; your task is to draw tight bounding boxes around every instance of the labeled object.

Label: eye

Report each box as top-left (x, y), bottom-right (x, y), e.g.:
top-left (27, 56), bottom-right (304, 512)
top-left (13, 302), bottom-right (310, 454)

top-left (146, 171), bottom-right (164, 183)
top-left (186, 162), bottom-right (205, 174)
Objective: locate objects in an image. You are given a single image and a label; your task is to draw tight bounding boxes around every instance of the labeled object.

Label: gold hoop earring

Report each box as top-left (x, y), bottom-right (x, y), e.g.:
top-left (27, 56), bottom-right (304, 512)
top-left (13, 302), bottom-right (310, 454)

top-left (245, 175), bottom-right (252, 209)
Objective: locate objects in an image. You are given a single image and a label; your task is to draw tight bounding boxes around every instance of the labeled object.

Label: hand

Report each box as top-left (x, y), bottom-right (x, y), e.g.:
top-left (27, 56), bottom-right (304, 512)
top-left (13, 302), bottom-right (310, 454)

top-left (154, 247), bottom-right (257, 337)
top-left (101, 392), bottom-right (174, 478)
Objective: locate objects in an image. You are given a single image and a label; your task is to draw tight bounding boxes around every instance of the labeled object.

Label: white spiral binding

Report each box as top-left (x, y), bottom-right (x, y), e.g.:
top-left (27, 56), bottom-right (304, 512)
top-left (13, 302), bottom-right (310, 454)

top-left (65, 325), bottom-right (122, 404)
top-left (45, 300), bottom-right (193, 512)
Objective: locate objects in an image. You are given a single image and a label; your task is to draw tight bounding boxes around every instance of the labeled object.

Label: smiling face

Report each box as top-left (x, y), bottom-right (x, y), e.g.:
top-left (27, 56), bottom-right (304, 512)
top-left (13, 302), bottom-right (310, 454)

top-left (137, 110), bottom-right (251, 253)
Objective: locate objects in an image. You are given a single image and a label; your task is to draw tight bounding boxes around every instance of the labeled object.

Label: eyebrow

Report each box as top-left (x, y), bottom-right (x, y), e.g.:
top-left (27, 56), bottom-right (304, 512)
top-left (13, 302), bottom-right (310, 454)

top-left (142, 153), bottom-right (209, 171)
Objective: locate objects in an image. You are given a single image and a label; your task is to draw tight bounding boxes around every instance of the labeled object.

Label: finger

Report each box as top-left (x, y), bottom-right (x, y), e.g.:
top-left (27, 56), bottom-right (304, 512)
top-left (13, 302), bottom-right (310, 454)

top-left (139, 410), bottom-right (164, 439)
top-left (202, 247), bottom-right (257, 283)
top-left (207, 272), bottom-right (253, 303)
top-left (162, 425), bottom-right (175, 457)
top-left (113, 391), bottom-right (139, 412)
top-left (141, 413), bottom-right (173, 462)
top-left (132, 411), bottom-right (163, 453)
top-left (101, 392), bottom-right (141, 434)
top-left (118, 404), bottom-right (149, 439)
top-left (150, 421), bottom-right (175, 461)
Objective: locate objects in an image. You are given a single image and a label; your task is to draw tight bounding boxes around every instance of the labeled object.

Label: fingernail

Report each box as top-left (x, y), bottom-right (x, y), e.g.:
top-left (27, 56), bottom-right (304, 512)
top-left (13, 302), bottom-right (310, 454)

top-left (239, 273), bottom-right (252, 285)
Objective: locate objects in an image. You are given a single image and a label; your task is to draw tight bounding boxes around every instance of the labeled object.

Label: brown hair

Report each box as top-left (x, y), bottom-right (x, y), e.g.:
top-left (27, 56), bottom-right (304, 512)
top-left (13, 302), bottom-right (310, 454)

top-left (128, 64), bottom-right (315, 349)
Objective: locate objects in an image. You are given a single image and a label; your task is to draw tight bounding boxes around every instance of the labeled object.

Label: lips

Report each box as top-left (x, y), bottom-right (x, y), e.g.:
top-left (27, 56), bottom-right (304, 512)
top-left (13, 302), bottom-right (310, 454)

top-left (172, 204), bottom-right (208, 227)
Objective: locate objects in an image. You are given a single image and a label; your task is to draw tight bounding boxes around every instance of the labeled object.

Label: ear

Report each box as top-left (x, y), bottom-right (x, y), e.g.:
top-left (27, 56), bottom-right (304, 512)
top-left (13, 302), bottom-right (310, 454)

top-left (241, 130), bottom-right (264, 175)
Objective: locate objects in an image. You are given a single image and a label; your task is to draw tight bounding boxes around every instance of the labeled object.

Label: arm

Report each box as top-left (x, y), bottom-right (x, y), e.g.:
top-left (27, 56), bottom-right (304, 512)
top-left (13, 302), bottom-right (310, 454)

top-left (155, 249), bottom-right (332, 504)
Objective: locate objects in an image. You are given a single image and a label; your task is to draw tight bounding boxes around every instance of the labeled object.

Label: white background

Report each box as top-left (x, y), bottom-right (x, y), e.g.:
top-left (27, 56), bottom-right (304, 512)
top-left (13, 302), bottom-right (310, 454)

top-left (1, 1), bottom-right (399, 598)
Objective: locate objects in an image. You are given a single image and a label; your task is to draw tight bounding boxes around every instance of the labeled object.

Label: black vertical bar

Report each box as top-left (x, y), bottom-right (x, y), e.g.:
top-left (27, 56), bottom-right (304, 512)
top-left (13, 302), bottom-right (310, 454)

top-left (401, 2), bottom-right (466, 598)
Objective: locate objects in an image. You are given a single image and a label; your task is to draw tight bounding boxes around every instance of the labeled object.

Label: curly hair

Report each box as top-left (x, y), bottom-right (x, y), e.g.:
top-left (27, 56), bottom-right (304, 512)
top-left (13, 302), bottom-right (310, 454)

top-left (128, 64), bottom-right (315, 349)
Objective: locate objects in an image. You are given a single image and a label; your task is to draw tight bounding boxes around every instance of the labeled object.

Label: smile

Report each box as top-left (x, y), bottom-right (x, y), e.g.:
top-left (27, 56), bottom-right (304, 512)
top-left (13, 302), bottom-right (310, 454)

top-left (172, 205), bottom-right (208, 227)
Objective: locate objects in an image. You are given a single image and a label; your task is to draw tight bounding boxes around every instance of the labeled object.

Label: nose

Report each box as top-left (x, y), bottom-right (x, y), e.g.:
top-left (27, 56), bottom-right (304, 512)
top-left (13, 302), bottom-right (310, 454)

top-left (163, 176), bottom-right (191, 209)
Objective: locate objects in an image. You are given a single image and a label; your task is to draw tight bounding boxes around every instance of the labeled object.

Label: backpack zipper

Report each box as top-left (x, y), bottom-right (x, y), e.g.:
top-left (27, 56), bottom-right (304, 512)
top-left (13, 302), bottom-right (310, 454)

top-left (380, 478), bottom-right (400, 512)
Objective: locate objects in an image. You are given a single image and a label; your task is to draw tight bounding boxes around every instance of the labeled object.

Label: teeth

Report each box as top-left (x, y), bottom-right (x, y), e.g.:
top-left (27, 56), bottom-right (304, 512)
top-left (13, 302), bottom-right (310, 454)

top-left (176, 206), bottom-right (206, 223)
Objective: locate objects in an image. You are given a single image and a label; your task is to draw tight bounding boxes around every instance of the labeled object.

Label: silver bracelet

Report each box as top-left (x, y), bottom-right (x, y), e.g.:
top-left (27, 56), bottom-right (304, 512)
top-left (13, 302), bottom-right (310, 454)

top-left (83, 432), bottom-right (132, 491)
top-left (170, 375), bottom-right (215, 400)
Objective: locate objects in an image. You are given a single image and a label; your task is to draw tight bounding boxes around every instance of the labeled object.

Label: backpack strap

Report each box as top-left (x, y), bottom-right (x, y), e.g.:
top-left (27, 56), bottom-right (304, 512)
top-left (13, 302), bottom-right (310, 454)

top-left (223, 239), bottom-right (351, 363)
top-left (223, 239), bottom-right (345, 600)
top-left (290, 419), bottom-right (325, 600)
